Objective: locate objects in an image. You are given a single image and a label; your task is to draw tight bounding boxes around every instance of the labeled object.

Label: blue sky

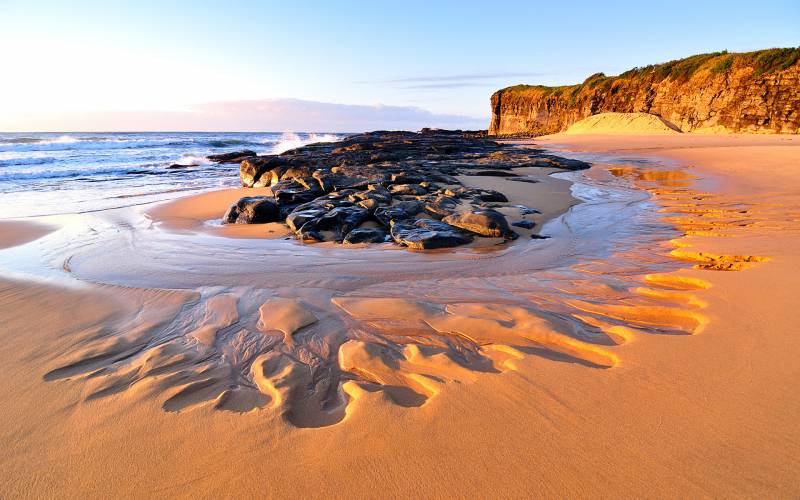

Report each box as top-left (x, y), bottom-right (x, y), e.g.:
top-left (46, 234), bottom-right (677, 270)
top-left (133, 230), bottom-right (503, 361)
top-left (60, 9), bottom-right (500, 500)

top-left (1, 0), bottom-right (798, 131)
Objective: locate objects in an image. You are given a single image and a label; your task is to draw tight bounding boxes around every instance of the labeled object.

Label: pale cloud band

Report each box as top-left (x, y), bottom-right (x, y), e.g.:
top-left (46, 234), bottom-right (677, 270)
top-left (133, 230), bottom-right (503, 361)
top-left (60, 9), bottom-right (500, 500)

top-left (2, 98), bottom-right (486, 133)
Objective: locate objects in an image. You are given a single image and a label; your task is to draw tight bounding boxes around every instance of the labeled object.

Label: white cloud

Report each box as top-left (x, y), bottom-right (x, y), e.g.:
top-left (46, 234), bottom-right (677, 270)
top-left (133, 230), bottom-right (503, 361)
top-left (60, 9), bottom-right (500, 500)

top-left (2, 98), bottom-right (486, 132)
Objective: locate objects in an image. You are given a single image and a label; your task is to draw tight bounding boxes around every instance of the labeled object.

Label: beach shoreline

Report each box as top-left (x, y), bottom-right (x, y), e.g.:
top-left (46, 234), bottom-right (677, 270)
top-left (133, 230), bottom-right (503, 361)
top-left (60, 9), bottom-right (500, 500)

top-left (0, 133), bottom-right (798, 497)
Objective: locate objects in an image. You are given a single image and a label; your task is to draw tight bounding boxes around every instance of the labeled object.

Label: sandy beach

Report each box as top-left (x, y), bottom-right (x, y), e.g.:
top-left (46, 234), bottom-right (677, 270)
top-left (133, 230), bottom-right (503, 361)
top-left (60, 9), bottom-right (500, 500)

top-left (0, 131), bottom-right (797, 497)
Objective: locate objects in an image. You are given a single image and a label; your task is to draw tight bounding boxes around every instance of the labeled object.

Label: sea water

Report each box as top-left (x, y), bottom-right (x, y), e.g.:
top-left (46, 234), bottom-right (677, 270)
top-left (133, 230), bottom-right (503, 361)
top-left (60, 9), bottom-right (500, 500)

top-left (0, 131), bottom-right (345, 218)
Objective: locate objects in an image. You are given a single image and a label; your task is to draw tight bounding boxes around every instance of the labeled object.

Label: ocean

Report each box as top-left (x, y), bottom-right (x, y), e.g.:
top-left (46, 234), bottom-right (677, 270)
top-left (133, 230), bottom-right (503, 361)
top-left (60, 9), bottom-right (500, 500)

top-left (0, 131), bottom-right (346, 218)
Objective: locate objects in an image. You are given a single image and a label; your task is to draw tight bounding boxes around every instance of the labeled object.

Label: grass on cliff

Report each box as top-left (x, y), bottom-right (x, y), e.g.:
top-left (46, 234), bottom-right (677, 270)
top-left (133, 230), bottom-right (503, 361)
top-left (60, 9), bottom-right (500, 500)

top-left (496, 47), bottom-right (800, 98)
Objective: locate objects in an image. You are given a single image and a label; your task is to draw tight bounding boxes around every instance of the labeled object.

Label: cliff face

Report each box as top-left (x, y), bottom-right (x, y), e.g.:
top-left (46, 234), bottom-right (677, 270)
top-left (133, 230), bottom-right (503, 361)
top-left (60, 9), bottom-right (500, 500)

top-left (489, 48), bottom-right (800, 135)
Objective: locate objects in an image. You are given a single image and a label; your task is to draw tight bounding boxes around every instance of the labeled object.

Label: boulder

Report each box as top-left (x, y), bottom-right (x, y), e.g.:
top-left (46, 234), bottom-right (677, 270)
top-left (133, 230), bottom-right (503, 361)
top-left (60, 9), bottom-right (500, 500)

top-left (476, 189), bottom-right (509, 203)
top-left (511, 219), bottom-right (535, 229)
top-left (423, 195), bottom-right (459, 218)
top-left (343, 227), bottom-right (390, 244)
top-left (443, 209), bottom-right (518, 239)
top-left (240, 156), bottom-right (288, 187)
top-left (208, 150), bottom-right (257, 163)
top-left (223, 197), bottom-right (280, 224)
top-left (390, 219), bottom-right (473, 250)
top-left (373, 200), bottom-right (423, 227)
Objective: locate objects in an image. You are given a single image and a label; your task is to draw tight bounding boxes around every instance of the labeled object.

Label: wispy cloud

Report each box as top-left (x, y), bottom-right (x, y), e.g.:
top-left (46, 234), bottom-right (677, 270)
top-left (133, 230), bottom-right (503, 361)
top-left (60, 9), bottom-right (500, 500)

top-left (1, 98), bottom-right (487, 132)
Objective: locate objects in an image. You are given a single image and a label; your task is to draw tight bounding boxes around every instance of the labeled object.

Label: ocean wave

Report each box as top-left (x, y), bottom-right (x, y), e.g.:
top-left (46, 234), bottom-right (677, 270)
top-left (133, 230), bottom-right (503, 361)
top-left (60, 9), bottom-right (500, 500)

top-left (269, 132), bottom-right (342, 154)
top-left (170, 154), bottom-right (214, 166)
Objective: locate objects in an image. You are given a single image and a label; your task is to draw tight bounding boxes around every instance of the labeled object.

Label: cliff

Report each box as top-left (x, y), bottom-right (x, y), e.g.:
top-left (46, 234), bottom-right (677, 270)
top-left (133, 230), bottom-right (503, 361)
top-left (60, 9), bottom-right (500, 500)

top-left (489, 48), bottom-right (800, 135)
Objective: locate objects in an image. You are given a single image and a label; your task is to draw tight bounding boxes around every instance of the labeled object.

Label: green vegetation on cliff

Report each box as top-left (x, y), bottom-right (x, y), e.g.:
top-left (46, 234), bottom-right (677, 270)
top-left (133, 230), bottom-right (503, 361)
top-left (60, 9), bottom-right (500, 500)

top-left (497, 48), bottom-right (800, 98)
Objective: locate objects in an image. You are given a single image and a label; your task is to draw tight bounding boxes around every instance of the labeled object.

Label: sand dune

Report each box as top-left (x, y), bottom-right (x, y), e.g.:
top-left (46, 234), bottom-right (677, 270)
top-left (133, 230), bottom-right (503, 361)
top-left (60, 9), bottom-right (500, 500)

top-left (565, 112), bottom-right (681, 135)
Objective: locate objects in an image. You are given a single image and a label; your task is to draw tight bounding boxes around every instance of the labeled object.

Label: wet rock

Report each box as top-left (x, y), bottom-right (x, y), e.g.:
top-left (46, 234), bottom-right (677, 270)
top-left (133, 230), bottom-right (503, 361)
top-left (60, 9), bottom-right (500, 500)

top-left (373, 201), bottom-right (423, 227)
top-left (423, 195), bottom-right (459, 218)
top-left (343, 227), bottom-right (390, 244)
top-left (476, 189), bottom-right (508, 203)
top-left (286, 207), bottom-right (328, 233)
top-left (511, 219), bottom-right (535, 229)
top-left (514, 205), bottom-right (541, 215)
top-left (208, 150), bottom-right (257, 163)
top-left (509, 177), bottom-right (540, 184)
top-left (223, 197), bottom-right (280, 224)
top-left (390, 219), bottom-right (473, 250)
top-left (443, 209), bottom-right (518, 239)
top-left (167, 163), bottom-right (197, 169)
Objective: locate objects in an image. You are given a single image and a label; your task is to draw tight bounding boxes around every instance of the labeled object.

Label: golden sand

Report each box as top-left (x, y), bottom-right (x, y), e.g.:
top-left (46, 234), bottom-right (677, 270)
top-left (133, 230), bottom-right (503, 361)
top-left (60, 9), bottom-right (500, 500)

top-left (0, 134), bottom-right (798, 497)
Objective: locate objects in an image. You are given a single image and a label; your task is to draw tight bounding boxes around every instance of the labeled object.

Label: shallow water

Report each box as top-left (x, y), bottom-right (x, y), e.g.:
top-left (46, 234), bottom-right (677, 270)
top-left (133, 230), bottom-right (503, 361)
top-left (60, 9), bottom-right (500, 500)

top-left (0, 147), bottom-right (719, 427)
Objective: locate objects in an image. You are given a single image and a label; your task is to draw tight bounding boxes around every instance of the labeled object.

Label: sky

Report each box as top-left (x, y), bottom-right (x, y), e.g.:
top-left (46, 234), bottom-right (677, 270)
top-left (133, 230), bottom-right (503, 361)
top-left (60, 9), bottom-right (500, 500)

top-left (1, 0), bottom-right (798, 131)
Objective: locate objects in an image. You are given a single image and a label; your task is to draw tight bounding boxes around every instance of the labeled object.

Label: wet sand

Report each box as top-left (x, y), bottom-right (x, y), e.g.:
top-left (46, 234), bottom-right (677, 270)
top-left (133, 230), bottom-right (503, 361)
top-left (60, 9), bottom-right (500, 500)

top-left (0, 134), bottom-right (798, 497)
top-left (0, 220), bottom-right (56, 250)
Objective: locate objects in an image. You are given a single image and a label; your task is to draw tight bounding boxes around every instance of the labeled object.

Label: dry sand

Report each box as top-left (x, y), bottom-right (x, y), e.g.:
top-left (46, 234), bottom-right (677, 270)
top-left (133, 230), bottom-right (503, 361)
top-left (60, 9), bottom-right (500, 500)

top-left (1, 134), bottom-right (799, 497)
top-left (564, 112), bottom-right (682, 135)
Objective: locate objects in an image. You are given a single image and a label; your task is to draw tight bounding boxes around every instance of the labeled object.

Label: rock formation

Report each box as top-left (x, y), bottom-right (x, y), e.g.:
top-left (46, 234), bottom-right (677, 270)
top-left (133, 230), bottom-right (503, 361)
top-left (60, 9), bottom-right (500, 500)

top-left (489, 48), bottom-right (800, 135)
top-left (222, 129), bottom-right (589, 250)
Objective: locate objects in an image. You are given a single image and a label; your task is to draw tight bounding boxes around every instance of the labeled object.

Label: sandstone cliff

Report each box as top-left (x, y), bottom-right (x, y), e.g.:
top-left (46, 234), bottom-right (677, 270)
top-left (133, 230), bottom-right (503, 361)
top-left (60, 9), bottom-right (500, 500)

top-left (489, 48), bottom-right (800, 135)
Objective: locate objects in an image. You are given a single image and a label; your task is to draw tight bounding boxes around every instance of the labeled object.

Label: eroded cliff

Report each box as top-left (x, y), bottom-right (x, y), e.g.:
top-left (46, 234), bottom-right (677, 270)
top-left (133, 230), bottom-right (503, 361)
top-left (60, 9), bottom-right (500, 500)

top-left (489, 48), bottom-right (800, 135)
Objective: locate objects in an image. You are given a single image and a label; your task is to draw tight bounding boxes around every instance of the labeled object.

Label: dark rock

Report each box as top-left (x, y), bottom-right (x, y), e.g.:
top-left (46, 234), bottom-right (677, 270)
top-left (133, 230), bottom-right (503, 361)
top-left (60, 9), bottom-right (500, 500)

top-left (343, 227), bottom-right (390, 244)
top-left (208, 150), bottom-right (257, 163)
top-left (515, 205), bottom-right (541, 215)
top-left (223, 197), bottom-right (280, 224)
top-left (530, 234), bottom-right (551, 239)
top-left (443, 209), bottom-right (518, 239)
top-left (390, 219), bottom-right (473, 250)
top-left (509, 177), bottom-right (540, 184)
top-left (373, 201), bottom-right (423, 227)
top-left (511, 220), bottom-right (535, 229)
top-left (476, 189), bottom-right (508, 202)
top-left (167, 163), bottom-right (197, 169)
top-left (423, 195), bottom-right (459, 218)
top-left (286, 207), bottom-right (328, 233)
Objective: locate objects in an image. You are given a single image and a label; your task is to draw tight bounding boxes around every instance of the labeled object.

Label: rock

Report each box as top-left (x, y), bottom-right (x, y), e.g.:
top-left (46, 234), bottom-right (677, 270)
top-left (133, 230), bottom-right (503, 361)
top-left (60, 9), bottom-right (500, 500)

top-left (391, 172), bottom-right (428, 184)
top-left (469, 170), bottom-right (519, 177)
top-left (271, 179), bottom-right (323, 206)
top-left (208, 150), bottom-right (257, 163)
top-left (286, 207), bottom-right (328, 233)
top-left (509, 177), bottom-right (540, 184)
top-left (389, 184), bottom-right (428, 196)
top-left (373, 201), bottom-right (423, 227)
top-left (514, 205), bottom-right (541, 215)
top-left (240, 157), bottom-right (288, 188)
top-left (313, 206), bottom-right (370, 241)
top-left (343, 227), bottom-right (390, 244)
top-left (390, 219), bottom-right (473, 250)
top-left (423, 195), bottom-right (459, 218)
top-left (443, 209), bottom-right (518, 239)
top-left (167, 163), bottom-right (197, 169)
top-left (476, 189), bottom-right (508, 202)
top-left (223, 197), bottom-right (280, 224)
top-left (511, 219), bottom-right (535, 229)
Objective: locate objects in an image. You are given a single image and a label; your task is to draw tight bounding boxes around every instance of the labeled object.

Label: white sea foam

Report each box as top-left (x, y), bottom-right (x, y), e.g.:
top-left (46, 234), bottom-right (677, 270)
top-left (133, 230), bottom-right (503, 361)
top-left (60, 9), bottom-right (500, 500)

top-left (269, 132), bottom-right (341, 154)
top-left (172, 154), bottom-right (213, 166)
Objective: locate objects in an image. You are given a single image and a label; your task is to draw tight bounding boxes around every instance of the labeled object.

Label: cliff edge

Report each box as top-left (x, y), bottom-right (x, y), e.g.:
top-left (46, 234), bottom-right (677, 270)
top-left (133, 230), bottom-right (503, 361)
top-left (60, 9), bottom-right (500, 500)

top-left (489, 48), bottom-right (800, 135)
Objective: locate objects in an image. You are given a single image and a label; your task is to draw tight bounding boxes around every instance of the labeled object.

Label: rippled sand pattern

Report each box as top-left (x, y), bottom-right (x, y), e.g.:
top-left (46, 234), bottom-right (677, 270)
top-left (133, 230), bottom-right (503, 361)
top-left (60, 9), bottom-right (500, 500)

top-left (38, 151), bottom-right (776, 428)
